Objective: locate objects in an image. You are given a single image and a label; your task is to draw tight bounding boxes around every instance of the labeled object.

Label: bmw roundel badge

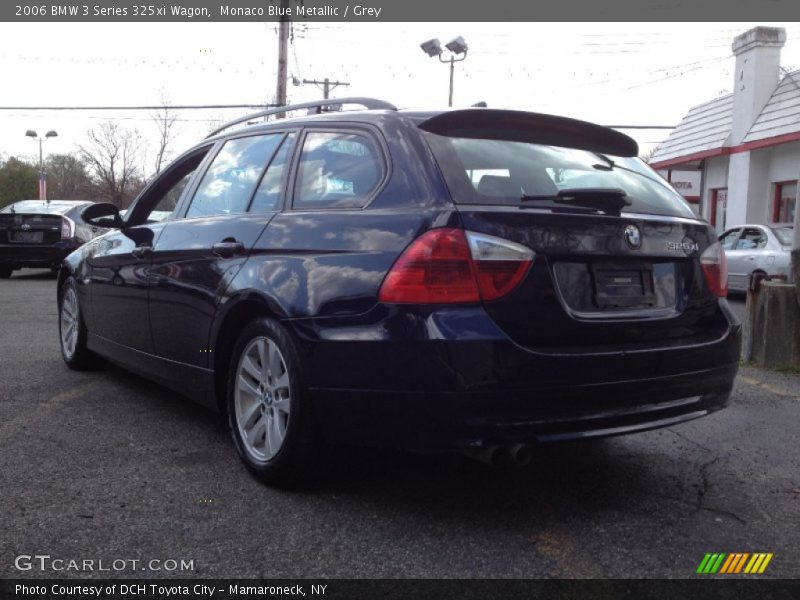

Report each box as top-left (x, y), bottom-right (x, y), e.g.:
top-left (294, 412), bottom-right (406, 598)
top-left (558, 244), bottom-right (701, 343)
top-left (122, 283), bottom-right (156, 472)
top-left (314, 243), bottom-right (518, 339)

top-left (624, 224), bottom-right (641, 249)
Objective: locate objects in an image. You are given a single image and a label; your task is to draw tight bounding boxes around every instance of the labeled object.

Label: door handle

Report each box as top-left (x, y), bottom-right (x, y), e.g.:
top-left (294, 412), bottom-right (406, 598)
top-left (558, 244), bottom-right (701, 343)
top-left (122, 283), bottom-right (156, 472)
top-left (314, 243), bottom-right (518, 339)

top-left (212, 239), bottom-right (246, 258)
top-left (132, 245), bottom-right (153, 259)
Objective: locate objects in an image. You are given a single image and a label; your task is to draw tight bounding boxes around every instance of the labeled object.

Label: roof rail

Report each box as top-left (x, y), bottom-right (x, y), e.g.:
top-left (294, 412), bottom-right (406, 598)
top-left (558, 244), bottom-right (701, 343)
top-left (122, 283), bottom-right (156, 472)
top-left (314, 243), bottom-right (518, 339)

top-left (206, 97), bottom-right (397, 139)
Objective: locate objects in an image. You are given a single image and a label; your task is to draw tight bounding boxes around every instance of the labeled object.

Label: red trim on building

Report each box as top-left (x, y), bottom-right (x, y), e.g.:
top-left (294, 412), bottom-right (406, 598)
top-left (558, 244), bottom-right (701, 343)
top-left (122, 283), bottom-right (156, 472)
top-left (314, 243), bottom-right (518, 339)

top-left (709, 188), bottom-right (727, 228)
top-left (738, 131), bottom-right (800, 153)
top-left (773, 180), bottom-right (798, 223)
top-left (651, 148), bottom-right (728, 170)
top-left (710, 190), bottom-right (718, 226)
top-left (650, 130), bottom-right (800, 170)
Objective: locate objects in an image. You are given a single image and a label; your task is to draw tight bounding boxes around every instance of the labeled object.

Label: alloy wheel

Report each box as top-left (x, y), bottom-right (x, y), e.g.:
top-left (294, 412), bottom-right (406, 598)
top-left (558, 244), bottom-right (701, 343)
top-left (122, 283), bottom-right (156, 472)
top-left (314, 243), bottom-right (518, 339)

top-left (60, 286), bottom-right (79, 359)
top-left (234, 336), bottom-right (292, 464)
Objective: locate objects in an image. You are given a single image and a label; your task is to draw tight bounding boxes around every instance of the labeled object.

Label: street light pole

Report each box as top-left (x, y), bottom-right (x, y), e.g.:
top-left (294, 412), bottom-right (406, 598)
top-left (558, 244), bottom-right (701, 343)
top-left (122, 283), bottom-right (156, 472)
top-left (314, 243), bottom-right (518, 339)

top-left (25, 129), bottom-right (58, 202)
top-left (448, 56), bottom-right (455, 107)
top-left (421, 36), bottom-right (469, 107)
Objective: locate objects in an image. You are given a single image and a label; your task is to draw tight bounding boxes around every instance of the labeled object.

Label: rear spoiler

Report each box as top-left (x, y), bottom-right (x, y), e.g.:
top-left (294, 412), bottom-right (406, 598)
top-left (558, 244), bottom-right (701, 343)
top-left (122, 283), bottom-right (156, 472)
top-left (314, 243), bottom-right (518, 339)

top-left (417, 109), bottom-right (638, 157)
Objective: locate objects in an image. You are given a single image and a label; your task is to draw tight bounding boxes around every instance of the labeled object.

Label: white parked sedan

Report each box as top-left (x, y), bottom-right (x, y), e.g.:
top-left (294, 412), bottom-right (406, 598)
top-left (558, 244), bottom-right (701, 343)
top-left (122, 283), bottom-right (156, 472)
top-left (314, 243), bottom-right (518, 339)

top-left (719, 224), bottom-right (793, 292)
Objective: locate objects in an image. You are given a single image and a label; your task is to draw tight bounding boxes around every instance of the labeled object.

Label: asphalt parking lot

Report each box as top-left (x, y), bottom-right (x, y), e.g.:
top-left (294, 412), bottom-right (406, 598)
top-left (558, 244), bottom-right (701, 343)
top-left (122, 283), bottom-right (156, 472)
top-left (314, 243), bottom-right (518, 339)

top-left (0, 270), bottom-right (798, 579)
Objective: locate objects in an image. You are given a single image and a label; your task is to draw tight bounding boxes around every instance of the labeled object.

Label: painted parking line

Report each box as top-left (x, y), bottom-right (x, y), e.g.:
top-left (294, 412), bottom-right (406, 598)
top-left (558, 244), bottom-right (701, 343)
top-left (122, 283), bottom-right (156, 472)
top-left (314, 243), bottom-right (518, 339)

top-left (0, 382), bottom-right (94, 443)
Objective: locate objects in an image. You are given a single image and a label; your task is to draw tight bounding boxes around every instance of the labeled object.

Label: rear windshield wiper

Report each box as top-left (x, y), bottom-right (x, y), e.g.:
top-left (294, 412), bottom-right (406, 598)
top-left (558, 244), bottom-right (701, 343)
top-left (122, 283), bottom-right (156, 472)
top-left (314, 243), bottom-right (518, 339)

top-left (521, 188), bottom-right (631, 214)
top-left (592, 152), bottom-right (615, 171)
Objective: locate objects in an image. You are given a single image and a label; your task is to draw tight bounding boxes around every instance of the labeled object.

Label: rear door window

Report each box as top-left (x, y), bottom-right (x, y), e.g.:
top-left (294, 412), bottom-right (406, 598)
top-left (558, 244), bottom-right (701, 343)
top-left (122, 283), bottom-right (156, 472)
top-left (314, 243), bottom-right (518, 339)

top-left (292, 131), bottom-right (382, 209)
top-left (186, 134), bottom-right (283, 218)
top-left (423, 132), bottom-right (696, 218)
top-left (249, 134), bottom-right (296, 213)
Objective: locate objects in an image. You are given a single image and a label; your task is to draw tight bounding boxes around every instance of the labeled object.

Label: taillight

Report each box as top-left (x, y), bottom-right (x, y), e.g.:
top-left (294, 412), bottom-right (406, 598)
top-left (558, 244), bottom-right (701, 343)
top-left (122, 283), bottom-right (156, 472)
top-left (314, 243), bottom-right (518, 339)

top-left (378, 228), bottom-right (479, 303)
top-left (61, 216), bottom-right (75, 240)
top-left (700, 241), bottom-right (728, 297)
top-left (378, 228), bottom-right (534, 304)
top-left (466, 231), bottom-right (535, 301)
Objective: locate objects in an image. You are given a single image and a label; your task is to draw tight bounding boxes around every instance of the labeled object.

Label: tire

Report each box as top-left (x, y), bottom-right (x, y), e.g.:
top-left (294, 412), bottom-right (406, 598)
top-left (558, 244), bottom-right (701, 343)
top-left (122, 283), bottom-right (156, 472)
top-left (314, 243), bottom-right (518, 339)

top-left (227, 317), bottom-right (320, 488)
top-left (0, 266), bottom-right (12, 279)
top-left (59, 276), bottom-right (102, 370)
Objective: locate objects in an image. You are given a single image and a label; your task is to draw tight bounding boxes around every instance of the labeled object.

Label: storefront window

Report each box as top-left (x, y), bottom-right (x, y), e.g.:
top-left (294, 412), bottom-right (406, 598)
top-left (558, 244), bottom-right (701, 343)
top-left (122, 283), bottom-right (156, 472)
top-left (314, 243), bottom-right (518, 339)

top-left (773, 181), bottom-right (797, 224)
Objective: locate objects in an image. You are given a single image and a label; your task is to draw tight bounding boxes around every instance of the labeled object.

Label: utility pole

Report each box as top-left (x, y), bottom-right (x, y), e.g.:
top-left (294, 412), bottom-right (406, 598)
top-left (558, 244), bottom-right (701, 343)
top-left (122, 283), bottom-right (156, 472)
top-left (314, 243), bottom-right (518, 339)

top-left (791, 169), bottom-right (800, 282)
top-left (302, 78), bottom-right (350, 99)
top-left (275, 0), bottom-right (290, 117)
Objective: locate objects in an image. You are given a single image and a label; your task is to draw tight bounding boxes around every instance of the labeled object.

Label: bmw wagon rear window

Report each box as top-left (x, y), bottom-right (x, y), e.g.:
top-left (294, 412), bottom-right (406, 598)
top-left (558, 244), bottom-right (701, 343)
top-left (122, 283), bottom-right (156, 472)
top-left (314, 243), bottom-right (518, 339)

top-left (424, 133), bottom-right (696, 219)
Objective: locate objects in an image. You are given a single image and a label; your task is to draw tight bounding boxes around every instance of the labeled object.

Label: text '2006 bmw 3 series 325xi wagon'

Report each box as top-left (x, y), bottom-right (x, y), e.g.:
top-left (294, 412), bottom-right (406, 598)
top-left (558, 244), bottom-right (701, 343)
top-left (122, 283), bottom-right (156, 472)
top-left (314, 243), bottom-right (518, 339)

top-left (57, 98), bottom-right (741, 487)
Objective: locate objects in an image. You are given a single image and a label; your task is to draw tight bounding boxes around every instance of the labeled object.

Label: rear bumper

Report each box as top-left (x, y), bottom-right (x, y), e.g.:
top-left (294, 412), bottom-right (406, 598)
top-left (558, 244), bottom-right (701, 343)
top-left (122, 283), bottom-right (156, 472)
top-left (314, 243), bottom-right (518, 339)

top-left (0, 240), bottom-right (80, 268)
top-left (310, 367), bottom-right (734, 449)
top-left (289, 302), bottom-right (741, 450)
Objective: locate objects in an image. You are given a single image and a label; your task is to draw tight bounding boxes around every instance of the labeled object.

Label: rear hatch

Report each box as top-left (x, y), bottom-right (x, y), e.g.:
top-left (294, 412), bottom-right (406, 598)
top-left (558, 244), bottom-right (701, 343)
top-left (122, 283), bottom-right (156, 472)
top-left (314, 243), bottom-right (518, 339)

top-left (419, 109), bottom-right (728, 351)
top-left (0, 212), bottom-right (63, 244)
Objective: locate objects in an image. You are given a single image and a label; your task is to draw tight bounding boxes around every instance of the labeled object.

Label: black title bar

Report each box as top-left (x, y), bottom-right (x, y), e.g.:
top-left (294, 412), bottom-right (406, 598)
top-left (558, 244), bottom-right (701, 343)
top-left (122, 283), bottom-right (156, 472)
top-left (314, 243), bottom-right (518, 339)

top-left (2, 0), bottom-right (799, 22)
top-left (3, 579), bottom-right (800, 600)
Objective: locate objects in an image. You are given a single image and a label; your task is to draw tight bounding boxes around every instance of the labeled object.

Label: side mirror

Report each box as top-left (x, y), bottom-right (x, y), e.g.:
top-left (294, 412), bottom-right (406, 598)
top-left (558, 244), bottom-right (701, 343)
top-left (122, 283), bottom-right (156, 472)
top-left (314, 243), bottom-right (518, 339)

top-left (82, 202), bottom-right (123, 229)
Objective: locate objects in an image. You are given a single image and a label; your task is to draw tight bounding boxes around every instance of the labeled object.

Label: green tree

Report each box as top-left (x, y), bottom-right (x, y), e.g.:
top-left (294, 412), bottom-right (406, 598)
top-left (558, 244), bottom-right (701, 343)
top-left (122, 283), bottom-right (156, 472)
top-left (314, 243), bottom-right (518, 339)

top-left (0, 157), bottom-right (37, 210)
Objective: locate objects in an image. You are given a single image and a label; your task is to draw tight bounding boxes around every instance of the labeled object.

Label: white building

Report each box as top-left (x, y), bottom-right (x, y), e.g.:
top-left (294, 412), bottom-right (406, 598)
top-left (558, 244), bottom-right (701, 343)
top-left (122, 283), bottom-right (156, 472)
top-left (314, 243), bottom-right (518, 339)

top-left (650, 26), bottom-right (800, 234)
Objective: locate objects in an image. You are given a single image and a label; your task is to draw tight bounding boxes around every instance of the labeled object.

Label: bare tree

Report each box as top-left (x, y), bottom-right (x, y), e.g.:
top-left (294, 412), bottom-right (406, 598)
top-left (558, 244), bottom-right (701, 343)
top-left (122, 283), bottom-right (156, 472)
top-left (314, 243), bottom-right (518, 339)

top-left (639, 146), bottom-right (658, 163)
top-left (45, 154), bottom-right (93, 199)
top-left (79, 122), bottom-right (143, 208)
top-left (152, 91), bottom-right (178, 174)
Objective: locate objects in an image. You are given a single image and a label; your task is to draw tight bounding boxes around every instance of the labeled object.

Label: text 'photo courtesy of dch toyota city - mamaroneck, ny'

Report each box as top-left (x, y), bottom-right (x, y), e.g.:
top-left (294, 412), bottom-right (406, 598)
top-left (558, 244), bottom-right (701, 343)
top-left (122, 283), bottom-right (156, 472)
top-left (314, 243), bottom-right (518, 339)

top-left (0, 1), bottom-right (798, 599)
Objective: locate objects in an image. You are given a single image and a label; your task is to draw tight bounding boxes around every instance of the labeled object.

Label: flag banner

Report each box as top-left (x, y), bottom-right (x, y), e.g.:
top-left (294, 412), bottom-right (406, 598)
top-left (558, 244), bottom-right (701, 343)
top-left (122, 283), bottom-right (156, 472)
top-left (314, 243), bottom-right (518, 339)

top-left (38, 171), bottom-right (46, 201)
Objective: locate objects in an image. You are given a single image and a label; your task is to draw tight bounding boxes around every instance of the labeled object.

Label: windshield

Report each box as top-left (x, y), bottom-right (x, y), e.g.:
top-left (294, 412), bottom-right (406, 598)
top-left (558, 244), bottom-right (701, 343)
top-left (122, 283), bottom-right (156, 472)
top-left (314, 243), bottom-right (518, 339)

top-left (0, 201), bottom-right (85, 215)
top-left (772, 226), bottom-right (794, 246)
top-left (423, 133), bottom-right (696, 219)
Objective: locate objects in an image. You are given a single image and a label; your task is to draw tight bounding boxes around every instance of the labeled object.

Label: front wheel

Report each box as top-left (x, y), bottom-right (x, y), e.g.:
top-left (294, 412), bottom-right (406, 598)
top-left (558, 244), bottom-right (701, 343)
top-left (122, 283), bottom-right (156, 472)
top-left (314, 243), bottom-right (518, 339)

top-left (59, 276), bottom-right (101, 370)
top-left (227, 318), bottom-right (320, 487)
top-left (0, 266), bottom-right (13, 279)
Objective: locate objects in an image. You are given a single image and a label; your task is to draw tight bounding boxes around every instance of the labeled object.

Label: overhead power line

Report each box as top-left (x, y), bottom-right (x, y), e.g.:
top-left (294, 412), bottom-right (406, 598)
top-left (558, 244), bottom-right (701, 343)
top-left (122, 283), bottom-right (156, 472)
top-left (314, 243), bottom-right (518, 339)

top-left (0, 103), bottom-right (675, 130)
top-left (606, 125), bottom-right (675, 130)
top-left (0, 104), bottom-right (277, 111)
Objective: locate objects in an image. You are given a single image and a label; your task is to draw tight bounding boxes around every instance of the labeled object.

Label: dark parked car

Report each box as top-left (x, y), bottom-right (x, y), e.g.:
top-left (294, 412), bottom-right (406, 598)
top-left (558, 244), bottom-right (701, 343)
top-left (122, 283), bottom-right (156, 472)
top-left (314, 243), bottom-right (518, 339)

top-left (0, 200), bottom-right (101, 278)
top-left (57, 98), bottom-right (741, 486)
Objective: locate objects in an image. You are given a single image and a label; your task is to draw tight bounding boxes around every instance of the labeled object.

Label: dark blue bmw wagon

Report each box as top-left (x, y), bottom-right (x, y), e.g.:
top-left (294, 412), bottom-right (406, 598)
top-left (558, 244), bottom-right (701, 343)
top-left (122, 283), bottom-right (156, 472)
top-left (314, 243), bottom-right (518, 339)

top-left (57, 98), bottom-right (740, 485)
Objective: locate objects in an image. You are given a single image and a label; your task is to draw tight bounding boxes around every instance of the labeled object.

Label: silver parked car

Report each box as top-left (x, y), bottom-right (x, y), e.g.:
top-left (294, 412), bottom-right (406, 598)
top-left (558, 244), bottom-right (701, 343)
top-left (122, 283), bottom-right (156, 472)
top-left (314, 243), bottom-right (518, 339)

top-left (719, 224), bottom-right (793, 292)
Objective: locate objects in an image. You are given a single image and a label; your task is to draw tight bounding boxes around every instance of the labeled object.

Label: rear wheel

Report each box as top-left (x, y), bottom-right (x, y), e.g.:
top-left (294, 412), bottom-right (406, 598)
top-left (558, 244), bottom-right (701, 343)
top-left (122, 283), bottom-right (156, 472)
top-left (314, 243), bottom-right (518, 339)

top-left (0, 266), bottom-right (12, 279)
top-left (227, 318), bottom-right (320, 487)
top-left (59, 276), bottom-right (101, 370)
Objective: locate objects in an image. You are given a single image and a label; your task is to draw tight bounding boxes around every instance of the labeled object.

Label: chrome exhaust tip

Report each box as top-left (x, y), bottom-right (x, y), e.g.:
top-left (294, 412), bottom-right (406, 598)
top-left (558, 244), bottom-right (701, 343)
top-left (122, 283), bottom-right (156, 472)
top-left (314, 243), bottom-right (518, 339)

top-left (505, 442), bottom-right (532, 466)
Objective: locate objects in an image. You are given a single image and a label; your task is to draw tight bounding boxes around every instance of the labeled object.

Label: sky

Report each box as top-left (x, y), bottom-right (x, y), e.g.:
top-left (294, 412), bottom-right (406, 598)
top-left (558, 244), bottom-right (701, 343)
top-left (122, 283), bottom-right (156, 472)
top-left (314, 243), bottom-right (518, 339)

top-left (2, 21), bottom-right (800, 177)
